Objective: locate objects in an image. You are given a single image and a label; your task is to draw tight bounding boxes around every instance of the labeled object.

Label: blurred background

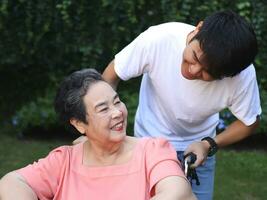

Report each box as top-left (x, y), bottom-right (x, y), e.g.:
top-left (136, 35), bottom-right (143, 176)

top-left (0, 0), bottom-right (267, 199)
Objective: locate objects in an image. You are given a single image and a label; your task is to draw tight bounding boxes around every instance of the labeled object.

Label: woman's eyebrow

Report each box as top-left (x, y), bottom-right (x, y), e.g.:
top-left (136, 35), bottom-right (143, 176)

top-left (113, 93), bottom-right (119, 101)
top-left (95, 101), bottom-right (107, 110)
top-left (95, 93), bottom-right (119, 109)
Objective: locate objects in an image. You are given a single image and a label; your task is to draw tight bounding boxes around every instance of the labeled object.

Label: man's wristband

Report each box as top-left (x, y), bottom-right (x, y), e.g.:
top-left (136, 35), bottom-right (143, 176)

top-left (201, 137), bottom-right (218, 157)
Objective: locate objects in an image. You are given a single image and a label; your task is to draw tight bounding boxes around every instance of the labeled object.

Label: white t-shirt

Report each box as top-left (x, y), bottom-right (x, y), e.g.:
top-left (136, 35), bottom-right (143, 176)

top-left (114, 22), bottom-right (262, 151)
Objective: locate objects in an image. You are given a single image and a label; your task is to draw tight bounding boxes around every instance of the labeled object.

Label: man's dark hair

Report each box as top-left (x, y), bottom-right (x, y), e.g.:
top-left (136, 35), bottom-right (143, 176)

top-left (54, 68), bottom-right (103, 125)
top-left (192, 10), bottom-right (258, 79)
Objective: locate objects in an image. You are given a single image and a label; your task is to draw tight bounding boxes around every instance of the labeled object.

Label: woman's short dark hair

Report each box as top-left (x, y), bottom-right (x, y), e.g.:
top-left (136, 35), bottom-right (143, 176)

top-left (54, 68), bottom-right (103, 125)
top-left (192, 10), bottom-right (258, 79)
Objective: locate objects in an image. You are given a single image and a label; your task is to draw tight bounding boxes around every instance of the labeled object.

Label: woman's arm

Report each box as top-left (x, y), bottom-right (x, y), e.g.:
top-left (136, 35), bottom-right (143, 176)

top-left (0, 172), bottom-right (38, 200)
top-left (151, 176), bottom-right (196, 200)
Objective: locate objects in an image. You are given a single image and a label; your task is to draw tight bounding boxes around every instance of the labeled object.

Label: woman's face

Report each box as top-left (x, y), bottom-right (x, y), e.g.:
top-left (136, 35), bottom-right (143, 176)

top-left (81, 81), bottom-right (128, 144)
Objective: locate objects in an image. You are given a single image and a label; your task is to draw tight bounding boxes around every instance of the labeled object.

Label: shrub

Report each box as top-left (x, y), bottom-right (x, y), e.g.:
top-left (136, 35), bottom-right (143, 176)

top-left (11, 89), bottom-right (57, 137)
top-left (1, 0), bottom-right (266, 135)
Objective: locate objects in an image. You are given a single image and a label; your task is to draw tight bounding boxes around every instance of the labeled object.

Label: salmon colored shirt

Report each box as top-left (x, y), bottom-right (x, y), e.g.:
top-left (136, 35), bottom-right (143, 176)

top-left (17, 137), bottom-right (185, 200)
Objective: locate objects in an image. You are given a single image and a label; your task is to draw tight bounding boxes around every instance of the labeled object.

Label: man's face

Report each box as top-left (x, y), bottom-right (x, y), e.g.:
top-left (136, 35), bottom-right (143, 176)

top-left (181, 30), bottom-right (215, 81)
top-left (181, 39), bottom-right (214, 81)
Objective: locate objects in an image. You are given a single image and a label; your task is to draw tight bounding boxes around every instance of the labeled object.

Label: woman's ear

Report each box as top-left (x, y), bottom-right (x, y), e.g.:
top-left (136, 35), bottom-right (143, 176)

top-left (70, 118), bottom-right (86, 135)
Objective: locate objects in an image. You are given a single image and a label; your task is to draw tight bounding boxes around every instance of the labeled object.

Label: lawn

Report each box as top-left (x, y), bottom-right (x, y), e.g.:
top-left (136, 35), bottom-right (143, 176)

top-left (214, 150), bottom-right (267, 200)
top-left (0, 133), bottom-right (266, 199)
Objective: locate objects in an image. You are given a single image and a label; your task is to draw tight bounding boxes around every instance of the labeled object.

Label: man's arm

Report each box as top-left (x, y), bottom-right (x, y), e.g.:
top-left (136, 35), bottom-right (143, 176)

top-left (151, 176), bottom-right (196, 200)
top-left (185, 118), bottom-right (260, 167)
top-left (214, 117), bottom-right (259, 147)
top-left (102, 60), bottom-right (121, 90)
top-left (0, 172), bottom-right (38, 200)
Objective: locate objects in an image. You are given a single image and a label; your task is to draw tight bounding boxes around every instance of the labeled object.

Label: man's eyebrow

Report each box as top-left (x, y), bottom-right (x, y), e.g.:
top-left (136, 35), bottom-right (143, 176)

top-left (193, 50), bottom-right (201, 64)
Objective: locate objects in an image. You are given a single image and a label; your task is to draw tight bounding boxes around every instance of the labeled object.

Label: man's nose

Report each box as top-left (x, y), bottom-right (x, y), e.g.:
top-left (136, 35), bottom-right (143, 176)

top-left (189, 64), bottom-right (202, 76)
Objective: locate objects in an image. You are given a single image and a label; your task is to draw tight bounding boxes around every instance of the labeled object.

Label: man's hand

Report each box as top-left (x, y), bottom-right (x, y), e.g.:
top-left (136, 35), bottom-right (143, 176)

top-left (184, 140), bottom-right (210, 168)
top-left (72, 136), bottom-right (88, 145)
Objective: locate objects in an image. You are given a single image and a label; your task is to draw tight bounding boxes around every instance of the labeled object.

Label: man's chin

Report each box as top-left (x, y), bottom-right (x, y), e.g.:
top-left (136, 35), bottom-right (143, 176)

top-left (181, 71), bottom-right (196, 80)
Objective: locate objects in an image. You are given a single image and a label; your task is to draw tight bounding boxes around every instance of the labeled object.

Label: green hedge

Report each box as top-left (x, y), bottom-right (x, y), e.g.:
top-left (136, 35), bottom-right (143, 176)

top-left (1, 0), bottom-right (267, 135)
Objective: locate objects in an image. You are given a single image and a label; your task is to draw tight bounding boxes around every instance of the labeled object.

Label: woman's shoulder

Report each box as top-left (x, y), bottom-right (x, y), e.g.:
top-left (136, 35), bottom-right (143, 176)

top-left (48, 143), bottom-right (83, 160)
top-left (127, 136), bottom-right (172, 152)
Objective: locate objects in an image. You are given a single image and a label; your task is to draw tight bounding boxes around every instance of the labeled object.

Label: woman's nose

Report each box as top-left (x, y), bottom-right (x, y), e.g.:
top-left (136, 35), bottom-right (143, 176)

top-left (111, 107), bottom-right (123, 118)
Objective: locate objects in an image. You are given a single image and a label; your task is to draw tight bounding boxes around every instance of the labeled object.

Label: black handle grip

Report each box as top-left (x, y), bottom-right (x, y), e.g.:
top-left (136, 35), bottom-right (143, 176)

top-left (184, 152), bottom-right (197, 165)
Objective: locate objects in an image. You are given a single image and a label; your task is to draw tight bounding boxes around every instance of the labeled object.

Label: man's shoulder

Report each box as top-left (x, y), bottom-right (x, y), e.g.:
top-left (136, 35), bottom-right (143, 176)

top-left (141, 22), bottom-right (194, 46)
top-left (149, 22), bottom-right (194, 30)
top-left (146, 22), bottom-right (195, 36)
top-left (228, 64), bottom-right (257, 83)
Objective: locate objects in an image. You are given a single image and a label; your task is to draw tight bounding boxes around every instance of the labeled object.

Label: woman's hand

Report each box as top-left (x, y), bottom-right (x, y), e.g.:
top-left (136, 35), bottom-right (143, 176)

top-left (184, 140), bottom-right (210, 168)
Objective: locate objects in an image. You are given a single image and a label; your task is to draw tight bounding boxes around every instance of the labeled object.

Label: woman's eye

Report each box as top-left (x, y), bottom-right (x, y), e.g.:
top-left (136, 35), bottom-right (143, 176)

top-left (100, 107), bottom-right (108, 112)
top-left (115, 100), bottom-right (121, 105)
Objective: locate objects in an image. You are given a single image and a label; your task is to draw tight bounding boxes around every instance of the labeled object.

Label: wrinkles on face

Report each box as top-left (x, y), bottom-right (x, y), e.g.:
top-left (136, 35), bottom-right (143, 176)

top-left (82, 81), bottom-right (128, 143)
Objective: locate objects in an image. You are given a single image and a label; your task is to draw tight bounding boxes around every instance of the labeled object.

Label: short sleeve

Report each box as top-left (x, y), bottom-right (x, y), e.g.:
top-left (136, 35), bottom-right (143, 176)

top-left (144, 138), bottom-right (185, 193)
top-left (16, 146), bottom-right (69, 200)
top-left (229, 65), bottom-right (262, 125)
top-left (114, 29), bottom-right (151, 81)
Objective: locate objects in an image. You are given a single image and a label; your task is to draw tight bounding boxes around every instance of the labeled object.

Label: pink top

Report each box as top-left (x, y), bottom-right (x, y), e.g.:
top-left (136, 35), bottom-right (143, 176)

top-left (17, 137), bottom-right (185, 200)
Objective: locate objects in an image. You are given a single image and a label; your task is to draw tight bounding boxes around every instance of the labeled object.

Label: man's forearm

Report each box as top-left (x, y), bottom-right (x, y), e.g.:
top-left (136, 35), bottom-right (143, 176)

top-left (215, 118), bottom-right (259, 148)
top-left (102, 60), bottom-right (120, 90)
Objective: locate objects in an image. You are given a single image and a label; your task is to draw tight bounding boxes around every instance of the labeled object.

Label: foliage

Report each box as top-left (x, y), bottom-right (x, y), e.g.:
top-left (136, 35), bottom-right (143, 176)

top-left (119, 80), bottom-right (141, 135)
top-left (11, 88), bottom-right (57, 136)
top-left (0, 0), bottom-right (267, 135)
top-left (258, 86), bottom-right (267, 133)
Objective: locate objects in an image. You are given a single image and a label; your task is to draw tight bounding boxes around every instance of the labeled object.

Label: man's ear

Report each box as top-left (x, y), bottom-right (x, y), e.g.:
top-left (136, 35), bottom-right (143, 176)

top-left (70, 118), bottom-right (86, 135)
top-left (187, 21), bottom-right (203, 44)
top-left (196, 21), bottom-right (203, 31)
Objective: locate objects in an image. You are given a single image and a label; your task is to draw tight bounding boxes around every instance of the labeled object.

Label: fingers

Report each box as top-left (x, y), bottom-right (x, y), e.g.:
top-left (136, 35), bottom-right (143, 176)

top-left (190, 154), bottom-right (205, 168)
top-left (184, 141), bottom-right (209, 168)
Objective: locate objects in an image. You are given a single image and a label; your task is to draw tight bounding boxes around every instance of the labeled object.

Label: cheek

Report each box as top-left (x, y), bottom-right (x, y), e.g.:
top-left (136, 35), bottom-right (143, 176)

top-left (120, 103), bottom-right (128, 118)
top-left (183, 48), bottom-right (192, 63)
top-left (90, 114), bottom-right (108, 126)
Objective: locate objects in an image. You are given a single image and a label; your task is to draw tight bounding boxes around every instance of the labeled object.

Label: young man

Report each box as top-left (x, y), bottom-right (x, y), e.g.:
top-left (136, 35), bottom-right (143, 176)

top-left (102, 10), bottom-right (261, 200)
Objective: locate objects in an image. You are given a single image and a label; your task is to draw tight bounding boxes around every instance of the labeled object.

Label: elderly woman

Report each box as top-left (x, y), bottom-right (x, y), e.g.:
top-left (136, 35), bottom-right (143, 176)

top-left (0, 69), bottom-right (196, 200)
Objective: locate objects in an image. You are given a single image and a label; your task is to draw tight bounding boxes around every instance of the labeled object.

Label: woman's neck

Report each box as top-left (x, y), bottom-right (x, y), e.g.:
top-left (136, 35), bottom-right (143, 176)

top-left (83, 137), bottom-right (132, 166)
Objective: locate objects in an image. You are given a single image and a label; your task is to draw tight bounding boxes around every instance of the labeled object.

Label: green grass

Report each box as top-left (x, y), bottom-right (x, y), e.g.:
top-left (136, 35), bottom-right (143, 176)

top-left (0, 133), bottom-right (69, 176)
top-left (214, 150), bottom-right (267, 200)
top-left (0, 133), bottom-right (266, 199)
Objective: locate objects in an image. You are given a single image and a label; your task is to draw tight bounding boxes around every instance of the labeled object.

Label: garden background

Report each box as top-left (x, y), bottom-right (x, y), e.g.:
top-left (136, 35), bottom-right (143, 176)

top-left (0, 0), bottom-right (267, 199)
